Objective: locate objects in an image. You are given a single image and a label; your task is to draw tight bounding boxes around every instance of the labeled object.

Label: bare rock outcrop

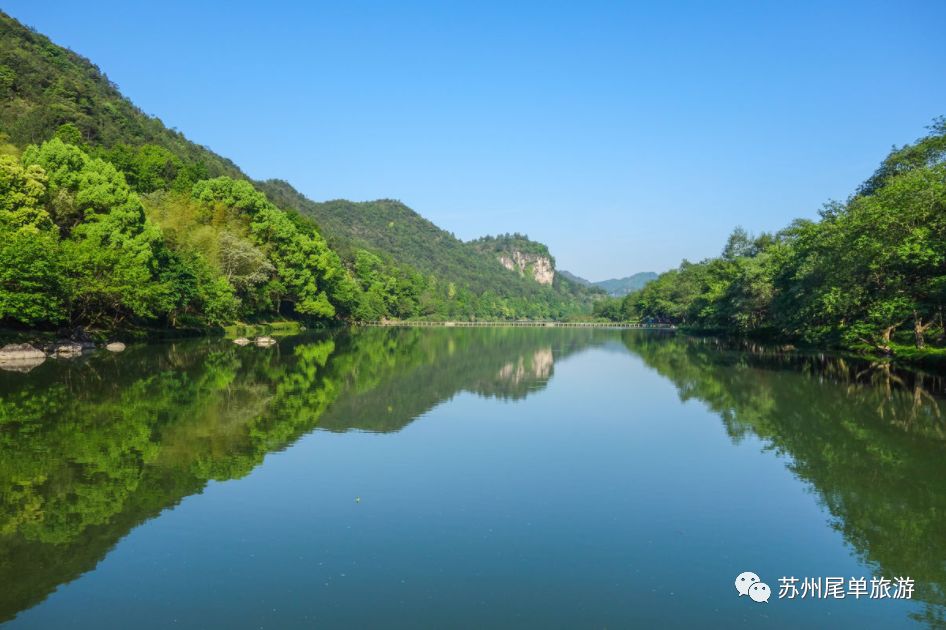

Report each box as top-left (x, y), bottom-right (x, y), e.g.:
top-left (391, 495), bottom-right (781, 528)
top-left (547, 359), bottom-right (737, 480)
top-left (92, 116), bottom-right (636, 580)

top-left (498, 251), bottom-right (555, 285)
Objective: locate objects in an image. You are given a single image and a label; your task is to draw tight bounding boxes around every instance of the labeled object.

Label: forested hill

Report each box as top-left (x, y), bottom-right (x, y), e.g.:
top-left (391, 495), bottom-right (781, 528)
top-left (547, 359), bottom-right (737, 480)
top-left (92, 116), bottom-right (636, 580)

top-left (0, 11), bottom-right (598, 331)
top-left (258, 179), bottom-right (598, 299)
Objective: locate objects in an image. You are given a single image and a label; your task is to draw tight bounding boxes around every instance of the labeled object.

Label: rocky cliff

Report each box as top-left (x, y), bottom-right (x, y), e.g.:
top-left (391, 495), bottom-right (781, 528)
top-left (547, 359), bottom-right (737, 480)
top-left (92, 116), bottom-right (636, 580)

top-left (498, 251), bottom-right (555, 285)
top-left (468, 233), bottom-right (556, 286)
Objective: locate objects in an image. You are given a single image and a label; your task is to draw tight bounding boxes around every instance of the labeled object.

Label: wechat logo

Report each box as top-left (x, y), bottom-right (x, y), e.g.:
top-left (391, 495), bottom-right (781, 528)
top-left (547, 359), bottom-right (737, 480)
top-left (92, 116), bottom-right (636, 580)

top-left (735, 571), bottom-right (771, 603)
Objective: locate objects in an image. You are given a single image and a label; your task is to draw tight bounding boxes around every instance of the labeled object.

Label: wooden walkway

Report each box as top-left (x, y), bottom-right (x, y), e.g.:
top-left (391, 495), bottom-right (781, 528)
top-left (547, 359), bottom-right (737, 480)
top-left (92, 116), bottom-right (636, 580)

top-left (359, 320), bottom-right (675, 329)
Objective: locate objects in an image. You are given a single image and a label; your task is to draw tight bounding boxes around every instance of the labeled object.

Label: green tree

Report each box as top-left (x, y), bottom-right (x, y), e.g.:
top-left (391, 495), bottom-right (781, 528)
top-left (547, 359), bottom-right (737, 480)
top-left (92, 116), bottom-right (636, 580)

top-left (0, 155), bottom-right (67, 324)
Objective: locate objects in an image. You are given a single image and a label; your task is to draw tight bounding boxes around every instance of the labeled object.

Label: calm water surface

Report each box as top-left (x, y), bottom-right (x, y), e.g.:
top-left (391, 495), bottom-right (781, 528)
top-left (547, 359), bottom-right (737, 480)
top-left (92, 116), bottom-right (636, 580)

top-left (2, 328), bottom-right (946, 628)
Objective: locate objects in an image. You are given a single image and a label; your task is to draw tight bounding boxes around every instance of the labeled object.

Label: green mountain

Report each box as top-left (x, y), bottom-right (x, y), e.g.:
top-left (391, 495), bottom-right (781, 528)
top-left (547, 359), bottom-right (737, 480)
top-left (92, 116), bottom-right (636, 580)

top-left (259, 180), bottom-right (598, 308)
top-left (594, 272), bottom-right (659, 296)
top-left (0, 11), bottom-right (595, 329)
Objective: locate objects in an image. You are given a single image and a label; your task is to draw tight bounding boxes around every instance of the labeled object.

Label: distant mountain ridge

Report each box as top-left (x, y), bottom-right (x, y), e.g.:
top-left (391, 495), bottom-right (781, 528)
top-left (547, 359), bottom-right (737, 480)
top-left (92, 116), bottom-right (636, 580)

top-left (557, 271), bottom-right (658, 296)
top-left (594, 272), bottom-right (659, 296)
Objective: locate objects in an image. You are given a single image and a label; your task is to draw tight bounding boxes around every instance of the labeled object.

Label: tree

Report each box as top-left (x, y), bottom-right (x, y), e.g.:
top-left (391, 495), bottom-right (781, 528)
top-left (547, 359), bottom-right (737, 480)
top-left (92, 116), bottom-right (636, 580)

top-left (0, 224), bottom-right (67, 325)
top-left (0, 155), bottom-right (67, 325)
top-left (217, 232), bottom-right (274, 296)
top-left (859, 117), bottom-right (946, 196)
top-left (20, 139), bottom-right (174, 325)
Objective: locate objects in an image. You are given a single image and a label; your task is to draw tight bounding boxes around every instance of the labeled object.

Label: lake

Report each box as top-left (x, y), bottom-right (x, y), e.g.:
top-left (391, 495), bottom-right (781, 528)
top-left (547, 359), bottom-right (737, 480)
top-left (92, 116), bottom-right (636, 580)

top-left (1, 328), bottom-right (945, 628)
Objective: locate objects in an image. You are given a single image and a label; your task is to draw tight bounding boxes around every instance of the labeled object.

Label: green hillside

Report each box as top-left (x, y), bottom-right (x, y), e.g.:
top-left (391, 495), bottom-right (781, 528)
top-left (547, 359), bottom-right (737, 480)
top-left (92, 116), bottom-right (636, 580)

top-left (0, 13), bottom-right (242, 180)
top-left (259, 179), bottom-right (599, 309)
top-left (261, 180), bottom-right (484, 282)
top-left (0, 11), bottom-right (596, 331)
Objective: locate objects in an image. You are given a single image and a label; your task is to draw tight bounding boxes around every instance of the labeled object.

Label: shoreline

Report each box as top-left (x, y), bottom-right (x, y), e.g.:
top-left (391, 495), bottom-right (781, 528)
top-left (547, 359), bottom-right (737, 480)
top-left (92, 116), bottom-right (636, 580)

top-left (3, 320), bottom-right (944, 374)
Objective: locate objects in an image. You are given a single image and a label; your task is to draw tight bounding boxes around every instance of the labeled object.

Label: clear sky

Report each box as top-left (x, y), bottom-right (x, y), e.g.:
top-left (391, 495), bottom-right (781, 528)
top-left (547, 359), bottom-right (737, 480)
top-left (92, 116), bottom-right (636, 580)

top-left (5, 1), bottom-right (945, 280)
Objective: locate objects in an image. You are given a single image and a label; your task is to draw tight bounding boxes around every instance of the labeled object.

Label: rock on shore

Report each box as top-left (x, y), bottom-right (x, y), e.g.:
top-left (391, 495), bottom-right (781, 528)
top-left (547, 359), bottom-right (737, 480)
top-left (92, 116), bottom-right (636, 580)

top-left (0, 343), bottom-right (47, 373)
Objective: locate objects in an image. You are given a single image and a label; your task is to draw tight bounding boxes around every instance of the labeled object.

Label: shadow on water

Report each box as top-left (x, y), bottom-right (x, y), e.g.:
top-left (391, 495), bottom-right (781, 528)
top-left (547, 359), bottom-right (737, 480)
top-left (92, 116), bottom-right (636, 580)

top-left (2, 329), bottom-right (946, 626)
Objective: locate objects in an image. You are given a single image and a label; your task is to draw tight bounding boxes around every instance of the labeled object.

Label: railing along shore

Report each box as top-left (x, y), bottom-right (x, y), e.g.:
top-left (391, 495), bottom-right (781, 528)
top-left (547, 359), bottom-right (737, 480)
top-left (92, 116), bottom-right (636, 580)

top-left (358, 320), bottom-right (676, 329)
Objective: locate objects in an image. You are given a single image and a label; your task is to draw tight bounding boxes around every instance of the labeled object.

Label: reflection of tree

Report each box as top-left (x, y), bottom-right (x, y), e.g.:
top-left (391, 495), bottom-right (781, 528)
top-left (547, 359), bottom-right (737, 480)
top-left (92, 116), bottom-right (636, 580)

top-left (0, 338), bottom-right (337, 622)
top-left (0, 327), bottom-right (609, 622)
top-left (621, 333), bottom-right (946, 627)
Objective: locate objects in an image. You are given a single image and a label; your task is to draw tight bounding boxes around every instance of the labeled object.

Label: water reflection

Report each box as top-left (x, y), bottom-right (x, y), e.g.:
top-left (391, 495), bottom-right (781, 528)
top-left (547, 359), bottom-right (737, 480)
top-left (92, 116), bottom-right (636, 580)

top-left (1, 329), bottom-right (946, 626)
top-left (0, 328), bottom-right (595, 621)
top-left (621, 333), bottom-right (946, 627)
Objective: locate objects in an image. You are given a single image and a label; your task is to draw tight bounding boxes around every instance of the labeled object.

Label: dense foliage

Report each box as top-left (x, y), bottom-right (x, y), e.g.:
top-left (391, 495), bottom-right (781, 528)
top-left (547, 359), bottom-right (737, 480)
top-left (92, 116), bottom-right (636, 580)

top-left (598, 120), bottom-right (946, 356)
top-left (0, 138), bottom-right (358, 328)
top-left (0, 11), bottom-right (598, 330)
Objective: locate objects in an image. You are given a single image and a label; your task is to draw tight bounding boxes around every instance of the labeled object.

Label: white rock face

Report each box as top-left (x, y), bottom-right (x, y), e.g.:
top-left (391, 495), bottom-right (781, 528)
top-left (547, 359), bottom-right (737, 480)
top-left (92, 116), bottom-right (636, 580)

top-left (498, 251), bottom-right (555, 285)
top-left (497, 347), bottom-right (554, 384)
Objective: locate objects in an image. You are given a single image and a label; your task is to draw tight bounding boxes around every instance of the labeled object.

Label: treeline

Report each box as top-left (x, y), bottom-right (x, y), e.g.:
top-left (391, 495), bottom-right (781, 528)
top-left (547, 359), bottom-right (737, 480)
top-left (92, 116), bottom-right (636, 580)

top-left (596, 119), bottom-right (946, 356)
top-left (468, 233), bottom-right (552, 258)
top-left (0, 132), bottom-right (591, 330)
top-left (0, 133), bottom-right (341, 327)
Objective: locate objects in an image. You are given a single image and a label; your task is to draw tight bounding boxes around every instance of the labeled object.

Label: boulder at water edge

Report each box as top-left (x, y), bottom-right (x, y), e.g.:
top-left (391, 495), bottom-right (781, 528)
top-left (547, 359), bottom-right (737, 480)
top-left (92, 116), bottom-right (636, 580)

top-left (0, 344), bottom-right (46, 372)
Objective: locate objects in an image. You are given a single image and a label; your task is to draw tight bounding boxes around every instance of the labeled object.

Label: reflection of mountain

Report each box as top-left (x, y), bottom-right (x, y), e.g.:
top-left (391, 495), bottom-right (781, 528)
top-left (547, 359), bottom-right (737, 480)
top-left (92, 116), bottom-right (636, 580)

top-left (0, 328), bottom-right (608, 622)
top-left (620, 333), bottom-right (946, 628)
top-left (318, 328), bottom-right (602, 433)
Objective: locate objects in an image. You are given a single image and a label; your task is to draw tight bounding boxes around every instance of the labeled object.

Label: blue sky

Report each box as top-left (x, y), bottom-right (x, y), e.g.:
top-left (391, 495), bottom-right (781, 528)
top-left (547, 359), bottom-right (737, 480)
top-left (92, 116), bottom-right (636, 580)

top-left (6, 1), bottom-right (945, 280)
